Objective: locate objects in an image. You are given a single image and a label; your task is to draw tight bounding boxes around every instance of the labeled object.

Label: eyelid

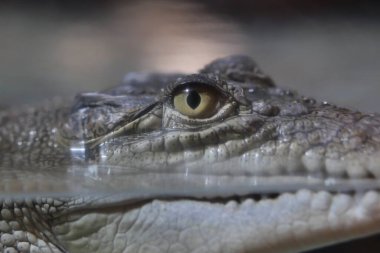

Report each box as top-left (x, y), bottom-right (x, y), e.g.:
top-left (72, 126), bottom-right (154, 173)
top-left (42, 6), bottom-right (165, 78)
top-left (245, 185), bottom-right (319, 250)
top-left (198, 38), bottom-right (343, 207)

top-left (166, 74), bottom-right (228, 96)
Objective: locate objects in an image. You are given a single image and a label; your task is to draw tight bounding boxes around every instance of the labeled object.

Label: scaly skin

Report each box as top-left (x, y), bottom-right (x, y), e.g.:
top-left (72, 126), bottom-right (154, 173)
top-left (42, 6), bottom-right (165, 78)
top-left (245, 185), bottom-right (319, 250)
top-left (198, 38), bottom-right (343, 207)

top-left (1, 55), bottom-right (380, 253)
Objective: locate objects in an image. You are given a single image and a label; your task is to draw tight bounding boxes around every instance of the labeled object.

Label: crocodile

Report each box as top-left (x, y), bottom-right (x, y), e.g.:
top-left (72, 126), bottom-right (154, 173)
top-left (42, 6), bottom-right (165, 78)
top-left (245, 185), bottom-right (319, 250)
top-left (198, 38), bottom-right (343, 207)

top-left (1, 55), bottom-right (380, 253)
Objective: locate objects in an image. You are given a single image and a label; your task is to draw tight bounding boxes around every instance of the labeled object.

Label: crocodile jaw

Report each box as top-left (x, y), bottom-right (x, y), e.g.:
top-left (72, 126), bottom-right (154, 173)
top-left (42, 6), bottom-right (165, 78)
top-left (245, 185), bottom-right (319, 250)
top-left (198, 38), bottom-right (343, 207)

top-left (53, 190), bottom-right (380, 253)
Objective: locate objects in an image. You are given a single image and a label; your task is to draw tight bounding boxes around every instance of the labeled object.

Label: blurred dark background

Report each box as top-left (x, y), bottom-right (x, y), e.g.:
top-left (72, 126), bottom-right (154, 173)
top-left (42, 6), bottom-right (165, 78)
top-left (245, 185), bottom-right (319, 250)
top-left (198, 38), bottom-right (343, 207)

top-left (0, 0), bottom-right (379, 113)
top-left (0, 1), bottom-right (380, 252)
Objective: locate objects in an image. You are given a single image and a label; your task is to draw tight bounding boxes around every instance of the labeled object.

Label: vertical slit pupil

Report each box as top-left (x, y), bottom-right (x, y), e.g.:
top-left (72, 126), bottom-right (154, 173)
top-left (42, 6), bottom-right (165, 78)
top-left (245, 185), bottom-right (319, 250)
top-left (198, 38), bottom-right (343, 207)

top-left (186, 90), bottom-right (201, 109)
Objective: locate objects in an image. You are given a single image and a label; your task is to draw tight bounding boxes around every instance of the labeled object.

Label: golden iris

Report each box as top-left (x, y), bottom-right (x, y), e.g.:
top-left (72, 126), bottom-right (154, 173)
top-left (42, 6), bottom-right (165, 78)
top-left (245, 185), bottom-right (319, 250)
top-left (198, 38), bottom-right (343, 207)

top-left (173, 86), bottom-right (219, 118)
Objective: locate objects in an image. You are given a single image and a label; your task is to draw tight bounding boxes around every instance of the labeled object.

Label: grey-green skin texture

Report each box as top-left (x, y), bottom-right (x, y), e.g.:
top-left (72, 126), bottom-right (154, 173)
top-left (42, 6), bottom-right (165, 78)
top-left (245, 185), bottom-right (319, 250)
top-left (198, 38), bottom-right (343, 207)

top-left (1, 55), bottom-right (380, 253)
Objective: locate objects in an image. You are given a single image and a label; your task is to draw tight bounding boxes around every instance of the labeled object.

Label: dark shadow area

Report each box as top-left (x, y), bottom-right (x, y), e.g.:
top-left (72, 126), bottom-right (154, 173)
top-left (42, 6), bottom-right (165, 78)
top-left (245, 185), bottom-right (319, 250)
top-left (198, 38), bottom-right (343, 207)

top-left (306, 233), bottom-right (380, 253)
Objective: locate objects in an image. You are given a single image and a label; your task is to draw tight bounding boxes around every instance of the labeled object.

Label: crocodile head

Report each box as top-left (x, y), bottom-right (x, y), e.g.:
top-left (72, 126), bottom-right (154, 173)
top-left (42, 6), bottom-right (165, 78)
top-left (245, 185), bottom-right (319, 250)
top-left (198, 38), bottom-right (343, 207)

top-left (1, 55), bottom-right (380, 253)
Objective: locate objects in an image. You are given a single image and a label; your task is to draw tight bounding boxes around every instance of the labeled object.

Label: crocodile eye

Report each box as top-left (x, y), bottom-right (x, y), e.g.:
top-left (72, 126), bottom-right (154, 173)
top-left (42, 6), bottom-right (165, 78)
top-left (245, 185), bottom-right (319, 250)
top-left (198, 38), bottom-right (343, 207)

top-left (173, 85), bottom-right (219, 118)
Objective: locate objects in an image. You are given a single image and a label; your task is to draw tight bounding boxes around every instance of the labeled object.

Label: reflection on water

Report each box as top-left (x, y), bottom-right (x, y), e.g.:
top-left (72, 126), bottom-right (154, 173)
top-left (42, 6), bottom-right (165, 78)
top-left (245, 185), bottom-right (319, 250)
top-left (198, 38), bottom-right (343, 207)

top-left (0, 0), bottom-right (379, 112)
